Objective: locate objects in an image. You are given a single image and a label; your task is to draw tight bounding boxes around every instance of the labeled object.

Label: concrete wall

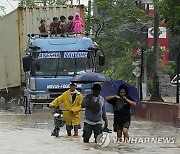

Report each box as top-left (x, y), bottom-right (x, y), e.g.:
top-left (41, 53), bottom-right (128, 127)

top-left (133, 101), bottom-right (180, 127)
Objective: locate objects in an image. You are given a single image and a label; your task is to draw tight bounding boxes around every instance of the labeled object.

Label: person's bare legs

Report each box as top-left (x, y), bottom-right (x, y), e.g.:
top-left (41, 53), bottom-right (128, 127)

top-left (117, 129), bottom-right (122, 141)
top-left (74, 128), bottom-right (78, 136)
top-left (123, 127), bottom-right (129, 142)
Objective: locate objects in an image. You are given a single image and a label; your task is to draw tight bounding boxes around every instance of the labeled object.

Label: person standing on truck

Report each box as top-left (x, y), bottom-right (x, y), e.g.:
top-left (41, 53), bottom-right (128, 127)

top-left (49, 82), bottom-right (83, 136)
top-left (38, 19), bottom-right (49, 37)
top-left (59, 15), bottom-right (67, 37)
top-left (39, 19), bottom-right (48, 33)
top-left (50, 17), bottom-right (60, 35)
top-left (72, 12), bottom-right (84, 34)
top-left (66, 15), bottom-right (74, 34)
top-left (82, 83), bottom-right (108, 143)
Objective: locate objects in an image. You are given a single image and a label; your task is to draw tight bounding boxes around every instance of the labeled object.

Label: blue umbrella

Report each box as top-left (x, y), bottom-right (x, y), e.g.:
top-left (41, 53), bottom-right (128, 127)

top-left (71, 72), bottom-right (111, 84)
top-left (100, 80), bottom-right (141, 113)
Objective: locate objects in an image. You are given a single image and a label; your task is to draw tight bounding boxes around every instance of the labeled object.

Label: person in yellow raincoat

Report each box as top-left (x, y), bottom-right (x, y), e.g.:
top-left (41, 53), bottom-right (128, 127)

top-left (49, 82), bottom-right (83, 136)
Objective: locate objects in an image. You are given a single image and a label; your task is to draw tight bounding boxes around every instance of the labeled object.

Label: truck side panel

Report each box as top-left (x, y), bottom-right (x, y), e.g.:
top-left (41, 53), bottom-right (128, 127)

top-left (0, 11), bottom-right (21, 89)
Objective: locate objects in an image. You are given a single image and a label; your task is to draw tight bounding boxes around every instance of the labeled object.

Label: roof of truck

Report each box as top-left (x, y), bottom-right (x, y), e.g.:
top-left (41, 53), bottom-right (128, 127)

top-left (29, 36), bottom-right (94, 52)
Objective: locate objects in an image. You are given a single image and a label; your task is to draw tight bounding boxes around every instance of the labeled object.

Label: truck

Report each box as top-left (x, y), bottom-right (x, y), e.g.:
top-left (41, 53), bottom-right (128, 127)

top-left (0, 5), bottom-right (105, 113)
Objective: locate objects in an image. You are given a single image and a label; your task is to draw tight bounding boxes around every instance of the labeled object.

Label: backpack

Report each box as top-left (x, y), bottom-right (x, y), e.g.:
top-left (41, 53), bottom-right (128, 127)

top-left (115, 98), bottom-right (124, 111)
top-left (89, 96), bottom-right (101, 115)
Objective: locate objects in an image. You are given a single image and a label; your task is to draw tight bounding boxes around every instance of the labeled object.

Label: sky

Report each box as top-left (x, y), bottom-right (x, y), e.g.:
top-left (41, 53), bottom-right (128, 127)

top-left (0, 0), bottom-right (91, 16)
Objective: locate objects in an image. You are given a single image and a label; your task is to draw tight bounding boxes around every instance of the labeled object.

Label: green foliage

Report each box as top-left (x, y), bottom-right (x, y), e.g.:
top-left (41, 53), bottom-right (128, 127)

top-left (156, 0), bottom-right (180, 77)
top-left (92, 0), bottom-right (150, 85)
top-left (56, 0), bottom-right (68, 5)
top-left (19, 0), bottom-right (36, 6)
top-left (168, 32), bottom-right (180, 63)
top-left (92, 0), bottom-right (177, 86)
top-left (157, 0), bottom-right (180, 35)
top-left (160, 61), bottom-right (175, 75)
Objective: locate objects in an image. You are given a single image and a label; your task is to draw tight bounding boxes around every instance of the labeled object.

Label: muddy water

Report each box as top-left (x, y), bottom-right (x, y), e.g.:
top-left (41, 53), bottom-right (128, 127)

top-left (0, 110), bottom-right (179, 154)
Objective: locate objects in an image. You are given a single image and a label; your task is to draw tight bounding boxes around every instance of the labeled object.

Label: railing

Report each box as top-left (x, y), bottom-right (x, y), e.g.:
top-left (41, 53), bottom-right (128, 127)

top-left (28, 32), bottom-right (89, 38)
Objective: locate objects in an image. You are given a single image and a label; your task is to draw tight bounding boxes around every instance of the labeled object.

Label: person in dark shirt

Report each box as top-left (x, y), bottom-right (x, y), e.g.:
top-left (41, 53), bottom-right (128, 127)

top-left (82, 83), bottom-right (108, 143)
top-left (38, 19), bottom-right (49, 37)
top-left (50, 17), bottom-right (60, 35)
top-left (39, 19), bottom-right (47, 33)
top-left (59, 15), bottom-right (66, 36)
top-left (66, 15), bottom-right (74, 34)
top-left (106, 85), bottom-right (136, 142)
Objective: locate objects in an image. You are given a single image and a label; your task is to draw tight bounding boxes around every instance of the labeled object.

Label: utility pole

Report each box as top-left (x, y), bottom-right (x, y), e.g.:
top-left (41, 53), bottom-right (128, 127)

top-left (149, 0), bottom-right (164, 101)
top-left (176, 41), bottom-right (180, 104)
top-left (177, 39), bottom-right (180, 121)
top-left (140, 24), bottom-right (148, 100)
top-left (143, 4), bottom-right (149, 98)
top-left (136, 1), bottom-right (148, 100)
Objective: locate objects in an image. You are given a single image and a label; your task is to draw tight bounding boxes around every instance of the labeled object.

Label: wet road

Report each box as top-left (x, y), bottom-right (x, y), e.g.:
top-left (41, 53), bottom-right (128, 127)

top-left (0, 109), bottom-right (179, 154)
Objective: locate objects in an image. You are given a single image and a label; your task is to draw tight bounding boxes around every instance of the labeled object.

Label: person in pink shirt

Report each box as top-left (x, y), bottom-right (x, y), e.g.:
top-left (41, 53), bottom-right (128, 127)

top-left (72, 12), bottom-right (84, 34)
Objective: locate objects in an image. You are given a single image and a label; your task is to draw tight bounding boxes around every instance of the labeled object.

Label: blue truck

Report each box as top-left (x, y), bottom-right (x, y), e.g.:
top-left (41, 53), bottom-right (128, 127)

top-left (0, 6), bottom-right (105, 112)
top-left (22, 34), bottom-right (105, 113)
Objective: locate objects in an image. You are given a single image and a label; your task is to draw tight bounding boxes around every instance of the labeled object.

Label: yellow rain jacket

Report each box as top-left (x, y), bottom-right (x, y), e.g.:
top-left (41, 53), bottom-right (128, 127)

top-left (50, 90), bottom-right (83, 126)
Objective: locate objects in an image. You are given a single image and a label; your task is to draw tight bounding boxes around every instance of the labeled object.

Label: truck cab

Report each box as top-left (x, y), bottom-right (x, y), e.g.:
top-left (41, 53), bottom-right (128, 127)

top-left (23, 35), bottom-right (105, 113)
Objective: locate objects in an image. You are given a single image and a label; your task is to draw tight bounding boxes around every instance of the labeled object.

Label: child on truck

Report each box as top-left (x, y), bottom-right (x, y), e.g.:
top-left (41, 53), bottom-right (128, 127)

top-left (66, 15), bottom-right (74, 34)
top-left (72, 12), bottom-right (84, 34)
top-left (38, 19), bottom-right (49, 36)
top-left (50, 17), bottom-right (60, 35)
top-left (59, 15), bottom-right (67, 36)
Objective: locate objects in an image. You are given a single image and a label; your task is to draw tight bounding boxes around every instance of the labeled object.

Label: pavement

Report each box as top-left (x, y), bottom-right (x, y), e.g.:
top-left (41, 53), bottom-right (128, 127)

top-left (143, 97), bottom-right (179, 103)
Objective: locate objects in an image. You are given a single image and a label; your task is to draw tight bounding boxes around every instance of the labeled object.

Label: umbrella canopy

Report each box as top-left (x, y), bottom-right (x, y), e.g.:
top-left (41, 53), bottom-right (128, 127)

top-left (100, 80), bottom-right (141, 113)
top-left (71, 72), bottom-right (111, 84)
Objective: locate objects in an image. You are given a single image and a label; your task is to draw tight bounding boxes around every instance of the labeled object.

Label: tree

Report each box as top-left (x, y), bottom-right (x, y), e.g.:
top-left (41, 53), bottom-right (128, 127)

top-left (92, 0), bottom-right (151, 85)
top-left (157, 0), bottom-right (180, 35)
top-left (157, 0), bottom-right (180, 78)
top-left (157, 0), bottom-right (180, 103)
top-left (19, 0), bottom-right (35, 6)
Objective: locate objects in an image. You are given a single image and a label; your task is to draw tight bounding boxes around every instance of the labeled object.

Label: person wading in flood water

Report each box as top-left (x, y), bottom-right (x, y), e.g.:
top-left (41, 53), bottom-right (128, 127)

top-left (106, 85), bottom-right (136, 142)
top-left (82, 83), bottom-right (108, 143)
top-left (49, 82), bottom-right (83, 136)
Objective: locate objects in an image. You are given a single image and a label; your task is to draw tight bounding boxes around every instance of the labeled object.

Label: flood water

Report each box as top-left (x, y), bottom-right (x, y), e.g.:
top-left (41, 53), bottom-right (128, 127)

top-left (0, 109), bottom-right (179, 154)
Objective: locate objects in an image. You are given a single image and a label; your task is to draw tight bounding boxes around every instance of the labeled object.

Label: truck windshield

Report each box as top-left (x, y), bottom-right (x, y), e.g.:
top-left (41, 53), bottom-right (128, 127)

top-left (32, 52), bottom-right (93, 76)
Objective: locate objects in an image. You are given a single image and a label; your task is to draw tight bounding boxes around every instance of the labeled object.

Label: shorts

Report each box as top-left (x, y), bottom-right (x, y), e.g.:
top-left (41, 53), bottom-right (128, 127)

top-left (66, 124), bottom-right (81, 131)
top-left (114, 117), bottom-right (130, 132)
